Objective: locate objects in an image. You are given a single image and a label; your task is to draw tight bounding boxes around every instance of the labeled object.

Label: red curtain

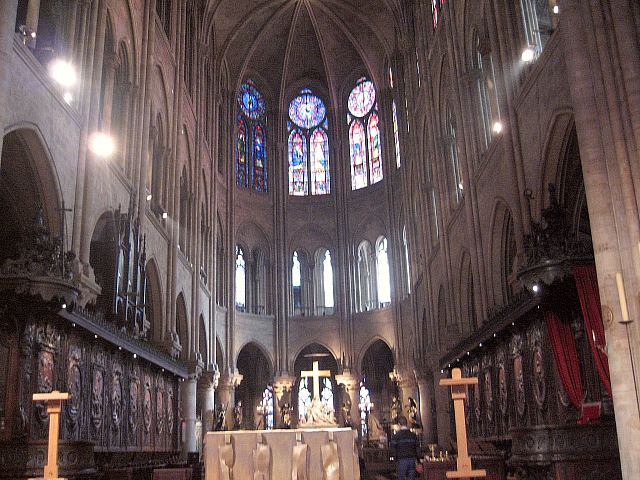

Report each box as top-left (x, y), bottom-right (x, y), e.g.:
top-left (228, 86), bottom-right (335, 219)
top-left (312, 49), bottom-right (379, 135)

top-left (545, 310), bottom-right (584, 409)
top-left (573, 264), bottom-right (612, 396)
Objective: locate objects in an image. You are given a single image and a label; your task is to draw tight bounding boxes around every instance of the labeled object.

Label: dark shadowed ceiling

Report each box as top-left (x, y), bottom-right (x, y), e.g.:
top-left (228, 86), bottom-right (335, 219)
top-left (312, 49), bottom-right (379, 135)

top-left (207, 0), bottom-right (401, 111)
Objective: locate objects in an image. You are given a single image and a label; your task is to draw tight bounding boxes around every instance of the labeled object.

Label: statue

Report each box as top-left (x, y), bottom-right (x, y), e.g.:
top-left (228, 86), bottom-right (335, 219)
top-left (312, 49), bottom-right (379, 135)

top-left (342, 398), bottom-right (354, 428)
top-left (232, 400), bottom-right (243, 430)
top-left (407, 397), bottom-right (421, 428)
top-left (299, 398), bottom-right (337, 427)
top-left (280, 402), bottom-right (291, 428)
top-left (214, 403), bottom-right (226, 431)
top-left (391, 395), bottom-right (402, 424)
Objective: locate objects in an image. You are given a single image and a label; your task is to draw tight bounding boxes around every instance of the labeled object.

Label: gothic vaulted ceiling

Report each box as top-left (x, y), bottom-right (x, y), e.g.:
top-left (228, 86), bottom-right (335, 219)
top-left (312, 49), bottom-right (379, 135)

top-left (207, 0), bottom-right (401, 108)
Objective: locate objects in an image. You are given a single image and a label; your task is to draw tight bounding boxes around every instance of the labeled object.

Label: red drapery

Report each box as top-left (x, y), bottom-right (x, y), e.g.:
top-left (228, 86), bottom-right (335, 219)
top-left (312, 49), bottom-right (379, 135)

top-left (545, 310), bottom-right (584, 409)
top-left (573, 264), bottom-right (612, 396)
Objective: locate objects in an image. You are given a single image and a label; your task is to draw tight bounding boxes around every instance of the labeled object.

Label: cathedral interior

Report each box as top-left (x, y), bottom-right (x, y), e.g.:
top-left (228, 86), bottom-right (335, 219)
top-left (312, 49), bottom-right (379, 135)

top-left (0, 0), bottom-right (639, 479)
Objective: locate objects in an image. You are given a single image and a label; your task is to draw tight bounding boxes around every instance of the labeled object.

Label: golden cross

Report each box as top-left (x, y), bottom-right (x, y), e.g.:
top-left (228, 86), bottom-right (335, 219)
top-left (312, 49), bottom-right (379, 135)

top-left (439, 369), bottom-right (486, 479)
top-left (301, 361), bottom-right (331, 400)
top-left (30, 390), bottom-right (70, 480)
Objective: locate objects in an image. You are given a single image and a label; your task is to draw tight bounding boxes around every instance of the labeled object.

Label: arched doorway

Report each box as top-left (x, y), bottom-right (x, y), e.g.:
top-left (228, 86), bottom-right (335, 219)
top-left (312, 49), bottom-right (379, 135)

top-left (236, 343), bottom-right (272, 429)
top-left (361, 340), bottom-right (395, 441)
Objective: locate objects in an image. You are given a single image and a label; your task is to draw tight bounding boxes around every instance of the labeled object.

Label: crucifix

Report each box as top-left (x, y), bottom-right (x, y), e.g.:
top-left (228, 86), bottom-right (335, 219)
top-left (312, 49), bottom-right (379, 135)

top-left (301, 361), bottom-right (331, 399)
top-left (439, 369), bottom-right (486, 479)
top-left (30, 390), bottom-right (70, 480)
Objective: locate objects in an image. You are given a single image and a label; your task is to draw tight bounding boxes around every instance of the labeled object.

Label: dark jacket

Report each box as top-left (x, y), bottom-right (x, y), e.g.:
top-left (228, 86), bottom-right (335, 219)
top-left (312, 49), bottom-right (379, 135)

top-left (390, 428), bottom-right (418, 460)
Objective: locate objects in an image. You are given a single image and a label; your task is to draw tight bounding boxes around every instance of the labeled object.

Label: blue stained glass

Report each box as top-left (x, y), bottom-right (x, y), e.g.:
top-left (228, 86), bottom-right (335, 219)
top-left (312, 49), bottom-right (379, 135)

top-left (237, 82), bottom-right (265, 119)
top-left (348, 80), bottom-right (376, 117)
top-left (252, 124), bottom-right (267, 192)
top-left (236, 116), bottom-right (248, 187)
top-left (310, 128), bottom-right (330, 195)
top-left (289, 90), bottom-right (326, 129)
top-left (289, 129), bottom-right (307, 195)
top-left (350, 120), bottom-right (367, 190)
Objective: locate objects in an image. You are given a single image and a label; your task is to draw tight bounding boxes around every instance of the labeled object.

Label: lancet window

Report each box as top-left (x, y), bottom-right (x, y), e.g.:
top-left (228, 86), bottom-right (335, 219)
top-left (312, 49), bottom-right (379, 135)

top-left (236, 81), bottom-right (268, 192)
top-left (348, 78), bottom-right (383, 190)
top-left (288, 89), bottom-right (330, 196)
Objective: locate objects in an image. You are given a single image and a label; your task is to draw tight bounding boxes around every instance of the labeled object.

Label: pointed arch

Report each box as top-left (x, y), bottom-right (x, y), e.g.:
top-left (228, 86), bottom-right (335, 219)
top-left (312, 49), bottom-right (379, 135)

top-left (145, 258), bottom-right (164, 343)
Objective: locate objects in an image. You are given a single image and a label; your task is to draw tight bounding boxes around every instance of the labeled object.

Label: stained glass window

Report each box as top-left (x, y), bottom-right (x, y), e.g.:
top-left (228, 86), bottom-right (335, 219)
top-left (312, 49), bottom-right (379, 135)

top-left (253, 124), bottom-right (267, 191)
top-left (298, 377), bottom-right (312, 420)
top-left (238, 82), bottom-right (266, 119)
top-left (348, 79), bottom-right (384, 190)
top-left (261, 385), bottom-right (274, 429)
top-left (359, 383), bottom-right (372, 437)
top-left (288, 89), bottom-right (330, 196)
top-left (236, 116), bottom-right (248, 187)
top-left (350, 120), bottom-right (367, 190)
top-left (236, 81), bottom-right (267, 191)
top-left (292, 251), bottom-right (302, 313)
top-left (432, 0), bottom-right (445, 29)
top-left (310, 129), bottom-right (330, 195)
top-left (393, 101), bottom-right (401, 168)
top-left (289, 129), bottom-right (307, 196)
top-left (368, 113), bottom-right (383, 184)
top-left (321, 378), bottom-right (334, 411)
top-left (289, 90), bottom-right (326, 129)
top-left (348, 80), bottom-right (376, 117)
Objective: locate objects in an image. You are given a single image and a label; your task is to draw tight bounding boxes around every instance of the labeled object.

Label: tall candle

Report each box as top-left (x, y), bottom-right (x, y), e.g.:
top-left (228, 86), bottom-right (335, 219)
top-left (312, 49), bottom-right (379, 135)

top-left (615, 272), bottom-right (630, 322)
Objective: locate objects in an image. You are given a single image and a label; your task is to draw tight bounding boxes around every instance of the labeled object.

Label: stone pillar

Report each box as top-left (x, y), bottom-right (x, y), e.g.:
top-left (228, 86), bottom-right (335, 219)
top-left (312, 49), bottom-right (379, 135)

top-left (335, 372), bottom-right (360, 430)
top-left (273, 374), bottom-right (295, 429)
top-left (180, 376), bottom-right (198, 456)
top-left (197, 371), bottom-right (218, 433)
top-left (0, 0), bottom-right (19, 162)
top-left (416, 372), bottom-right (436, 444)
top-left (434, 372), bottom-right (452, 449)
top-left (558, 1), bottom-right (640, 477)
top-left (25, 0), bottom-right (40, 49)
top-left (398, 374), bottom-right (419, 423)
top-left (215, 373), bottom-right (242, 430)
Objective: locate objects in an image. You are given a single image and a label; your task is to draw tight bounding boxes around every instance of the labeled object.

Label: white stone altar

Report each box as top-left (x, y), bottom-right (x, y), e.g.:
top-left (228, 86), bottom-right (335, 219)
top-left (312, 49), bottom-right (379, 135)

top-left (204, 428), bottom-right (361, 480)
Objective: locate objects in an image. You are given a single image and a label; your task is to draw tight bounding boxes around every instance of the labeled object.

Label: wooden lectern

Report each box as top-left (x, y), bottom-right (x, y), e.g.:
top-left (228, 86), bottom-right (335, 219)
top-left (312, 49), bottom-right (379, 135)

top-left (439, 369), bottom-right (486, 479)
top-left (30, 390), bottom-right (70, 480)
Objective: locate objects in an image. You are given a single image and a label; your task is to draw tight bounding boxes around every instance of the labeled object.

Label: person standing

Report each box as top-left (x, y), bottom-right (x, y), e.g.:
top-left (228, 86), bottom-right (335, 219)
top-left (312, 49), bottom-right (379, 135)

top-left (390, 416), bottom-right (419, 480)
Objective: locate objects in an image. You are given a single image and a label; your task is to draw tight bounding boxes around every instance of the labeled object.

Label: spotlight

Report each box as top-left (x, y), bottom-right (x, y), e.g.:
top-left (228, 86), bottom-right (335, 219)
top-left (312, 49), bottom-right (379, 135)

top-left (49, 59), bottom-right (77, 88)
top-left (61, 303), bottom-right (67, 310)
top-left (94, 334), bottom-right (98, 339)
top-left (553, 5), bottom-right (559, 14)
top-left (88, 132), bottom-right (115, 157)
top-left (521, 47), bottom-right (535, 63)
top-left (162, 211), bottom-right (168, 219)
top-left (133, 353), bottom-right (137, 359)
top-left (146, 193), bottom-right (153, 201)
top-left (532, 284), bottom-right (540, 293)
top-left (458, 181), bottom-right (464, 191)
top-left (18, 25), bottom-right (36, 44)
top-left (492, 121), bottom-right (503, 134)
top-left (63, 92), bottom-right (73, 104)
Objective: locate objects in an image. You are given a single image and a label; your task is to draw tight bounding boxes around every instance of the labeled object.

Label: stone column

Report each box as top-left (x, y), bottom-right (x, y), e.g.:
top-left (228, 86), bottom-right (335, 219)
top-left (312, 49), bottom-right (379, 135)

top-left (197, 370), bottom-right (218, 433)
top-left (273, 374), bottom-right (295, 429)
top-left (335, 372), bottom-right (360, 430)
top-left (0, 0), bottom-right (19, 162)
top-left (215, 373), bottom-right (242, 430)
top-left (25, 0), bottom-right (40, 49)
top-left (416, 372), bottom-right (436, 444)
top-left (180, 376), bottom-right (198, 456)
top-left (558, 1), bottom-right (640, 477)
top-left (434, 372), bottom-right (452, 448)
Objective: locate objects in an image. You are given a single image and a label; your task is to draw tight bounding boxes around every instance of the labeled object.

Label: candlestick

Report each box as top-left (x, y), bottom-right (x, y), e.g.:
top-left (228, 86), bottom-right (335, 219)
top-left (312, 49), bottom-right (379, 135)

top-left (616, 272), bottom-right (631, 323)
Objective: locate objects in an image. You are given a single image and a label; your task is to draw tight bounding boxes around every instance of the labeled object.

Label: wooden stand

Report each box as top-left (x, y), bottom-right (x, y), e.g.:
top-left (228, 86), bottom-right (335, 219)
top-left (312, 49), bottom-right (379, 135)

top-left (29, 390), bottom-right (70, 480)
top-left (440, 369), bottom-right (486, 479)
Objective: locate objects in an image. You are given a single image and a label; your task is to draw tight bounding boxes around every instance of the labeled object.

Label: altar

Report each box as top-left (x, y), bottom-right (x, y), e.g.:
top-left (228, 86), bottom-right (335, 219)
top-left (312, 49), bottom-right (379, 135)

top-left (203, 428), bottom-right (360, 480)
